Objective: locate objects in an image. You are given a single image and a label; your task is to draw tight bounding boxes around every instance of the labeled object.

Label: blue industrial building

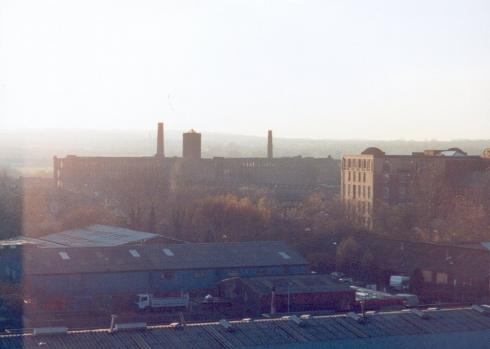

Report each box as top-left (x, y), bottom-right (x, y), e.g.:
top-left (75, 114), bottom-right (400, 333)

top-left (9, 241), bottom-right (308, 312)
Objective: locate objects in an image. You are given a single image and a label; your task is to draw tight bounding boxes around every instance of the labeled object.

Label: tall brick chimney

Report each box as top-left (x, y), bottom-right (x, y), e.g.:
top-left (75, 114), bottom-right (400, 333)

top-left (157, 122), bottom-right (164, 157)
top-left (267, 130), bottom-right (273, 159)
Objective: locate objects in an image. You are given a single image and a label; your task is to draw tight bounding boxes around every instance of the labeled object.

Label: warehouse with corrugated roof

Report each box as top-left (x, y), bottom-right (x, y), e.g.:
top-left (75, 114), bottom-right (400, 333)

top-left (14, 241), bottom-right (308, 313)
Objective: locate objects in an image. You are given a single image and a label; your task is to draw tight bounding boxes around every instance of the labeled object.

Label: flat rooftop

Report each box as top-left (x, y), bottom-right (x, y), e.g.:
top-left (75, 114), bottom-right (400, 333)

top-left (228, 274), bottom-right (354, 295)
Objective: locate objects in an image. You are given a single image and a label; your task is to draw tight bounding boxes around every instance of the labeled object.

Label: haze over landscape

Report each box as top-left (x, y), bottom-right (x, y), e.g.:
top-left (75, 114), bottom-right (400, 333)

top-left (1, 0), bottom-right (490, 140)
top-left (1, 128), bottom-right (489, 176)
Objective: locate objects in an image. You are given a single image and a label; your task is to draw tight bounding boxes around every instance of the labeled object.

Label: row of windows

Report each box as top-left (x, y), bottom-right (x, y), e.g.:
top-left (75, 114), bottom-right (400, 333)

top-left (345, 203), bottom-right (373, 228)
top-left (343, 184), bottom-right (371, 200)
top-left (342, 158), bottom-right (372, 170)
top-left (346, 171), bottom-right (368, 183)
top-left (345, 200), bottom-right (372, 216)
top-left (422, 270), bottom-right (448, 285)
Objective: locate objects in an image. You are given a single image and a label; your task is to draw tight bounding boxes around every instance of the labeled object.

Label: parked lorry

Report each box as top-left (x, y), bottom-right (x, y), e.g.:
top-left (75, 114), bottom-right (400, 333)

top-left (135, 293), bottom-right (189, 311)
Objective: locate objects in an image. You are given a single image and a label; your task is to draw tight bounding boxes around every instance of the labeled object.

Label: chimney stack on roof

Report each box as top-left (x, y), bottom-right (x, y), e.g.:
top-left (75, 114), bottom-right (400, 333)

top-left (157, 122), bottom-right (164, 157)
top-left (267, 130), bottom-right (273, 159)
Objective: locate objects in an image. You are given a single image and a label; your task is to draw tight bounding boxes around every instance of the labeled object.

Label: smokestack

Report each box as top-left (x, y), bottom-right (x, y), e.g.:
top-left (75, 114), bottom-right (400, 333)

top-left (267, 130), bottom-right (273, 159)
top-left (157, 122), bottom-right (164, 157)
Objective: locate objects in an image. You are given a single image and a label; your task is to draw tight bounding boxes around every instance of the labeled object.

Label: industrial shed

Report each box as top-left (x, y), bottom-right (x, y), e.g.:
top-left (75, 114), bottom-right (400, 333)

top-left (1, 307), bottom-right (490, 348)
top-left (0, 224), bottom-right (179, 248)
top-left (18, 241), bottom-right (308, 313)
top-left (218, 274), bottom-right (355, 316)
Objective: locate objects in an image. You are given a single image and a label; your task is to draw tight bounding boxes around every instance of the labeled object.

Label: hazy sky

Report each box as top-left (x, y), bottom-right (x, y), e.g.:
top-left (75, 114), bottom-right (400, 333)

top-left (1, 0), bottom-right (490, 140)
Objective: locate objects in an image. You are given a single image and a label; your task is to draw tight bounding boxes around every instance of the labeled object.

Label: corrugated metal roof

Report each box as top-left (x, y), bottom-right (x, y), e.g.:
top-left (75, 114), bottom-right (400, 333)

top-left (22, 241), bottom-right (308, 275)
top-left (37, 224), bottom-right (160, 247)
top-left (1, 308), bottom-right (489, 348)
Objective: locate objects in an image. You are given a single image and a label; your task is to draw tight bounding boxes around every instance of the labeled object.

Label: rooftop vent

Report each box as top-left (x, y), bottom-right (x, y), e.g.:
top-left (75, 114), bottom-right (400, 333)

top-left (129, 249), bottom-right (140, 258)
top-left (58, 252), bottom-right (70, 260)
top-left (289, 315), bottom-right (306, 327)
top-left (278, 251), bottom-right (291, 260)
top-left (472, 304), bottom-right (490, 315)
top-left (410, 309), bottom-right (428, 319)
top-left (163, 248), bottom-right (175, 257)
top-left (33, 327), bottom-right (68, 336)
top-left (347, 312), bottom-right (367, 324)
top-left (219, 319), bottom-right (234, 332)
top-left (169, 322), bottom-right (184, 330)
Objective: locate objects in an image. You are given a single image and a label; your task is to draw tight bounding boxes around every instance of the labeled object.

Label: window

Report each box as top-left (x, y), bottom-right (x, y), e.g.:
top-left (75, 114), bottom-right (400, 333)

top-left (348, 171), bottom-right (351, 181)
top-left (383, 186), bottom-right (390, 200)
top-left (362, 186), bottom-right (366, 198)
top-left (353, 185), bottom-right (356, 199)
top-left (422, 270), bottom-right (433, 283)
top-left (348, 184), bottom-right (351, 196)
top-left (358, 172), bottom-right (361, 182)
top-left (436, 272), bottom-right (448, 285)
top-left (363, 172), bottom-right (366, 182)
top-left (367, 186), bottom-right (371, 199)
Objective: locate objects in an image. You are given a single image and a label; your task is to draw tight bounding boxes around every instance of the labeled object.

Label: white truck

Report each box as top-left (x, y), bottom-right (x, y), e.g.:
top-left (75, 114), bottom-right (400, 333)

top-left (136, 293), bottom-right (189, 311)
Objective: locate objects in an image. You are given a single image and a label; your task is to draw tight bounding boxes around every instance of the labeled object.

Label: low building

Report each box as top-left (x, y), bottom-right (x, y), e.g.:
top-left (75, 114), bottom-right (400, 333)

top-left (9, 241), bottom-right (308, 313)
top-left (218, 274), bottom-right (355, 316)
top-left (21, 224), bottom-right (174, 248)
top-left (2, 307), bottom-right (490, 348)
top-left (0, 224), bottom-right (182, 249)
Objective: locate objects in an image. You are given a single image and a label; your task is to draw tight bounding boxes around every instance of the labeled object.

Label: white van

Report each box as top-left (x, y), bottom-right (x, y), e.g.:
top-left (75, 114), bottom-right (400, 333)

top-left (389, 275), bottom-right (410, 291)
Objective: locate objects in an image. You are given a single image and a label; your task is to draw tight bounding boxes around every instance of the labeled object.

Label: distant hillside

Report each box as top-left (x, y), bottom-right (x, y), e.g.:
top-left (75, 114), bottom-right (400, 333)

top-left (1, 129), bottom-right (489, 175)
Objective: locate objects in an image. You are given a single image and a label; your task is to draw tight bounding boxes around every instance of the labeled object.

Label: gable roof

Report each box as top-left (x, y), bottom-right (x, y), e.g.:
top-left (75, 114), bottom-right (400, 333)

top-left (22, 241), bottom-right (307, 275)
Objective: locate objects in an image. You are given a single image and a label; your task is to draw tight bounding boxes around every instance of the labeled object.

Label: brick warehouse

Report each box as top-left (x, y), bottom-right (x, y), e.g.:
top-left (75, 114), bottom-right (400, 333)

top-left (53, 123), bottom-right (339, 197)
